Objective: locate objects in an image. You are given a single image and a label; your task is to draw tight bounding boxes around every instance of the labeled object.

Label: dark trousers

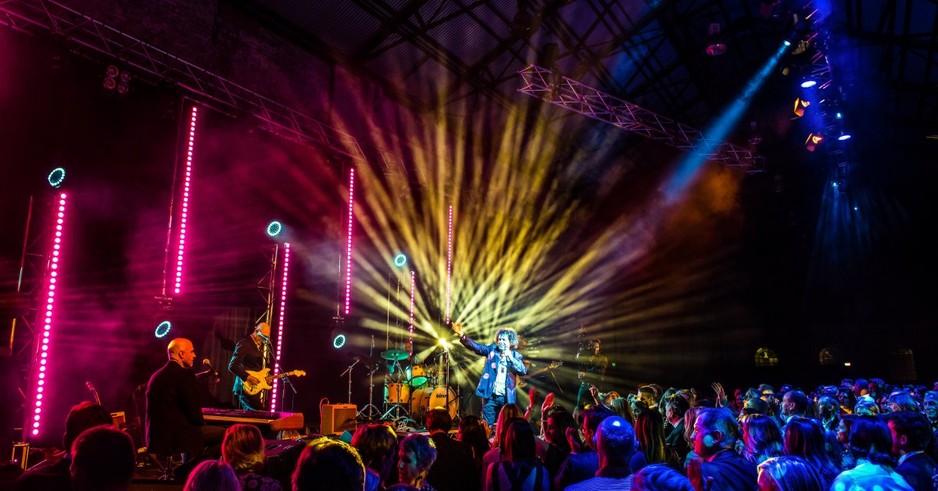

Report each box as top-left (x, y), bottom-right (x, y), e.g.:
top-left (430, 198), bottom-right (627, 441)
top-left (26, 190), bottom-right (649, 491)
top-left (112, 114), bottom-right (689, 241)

top-left (236, 391), bottom-right (265, 411)
top-left (482, 393), bottom-right (508, 427)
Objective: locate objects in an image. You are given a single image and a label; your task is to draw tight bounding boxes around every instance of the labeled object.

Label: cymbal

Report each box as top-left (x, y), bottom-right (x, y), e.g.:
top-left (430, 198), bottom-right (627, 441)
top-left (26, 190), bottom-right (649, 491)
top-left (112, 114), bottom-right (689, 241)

top-left (381, 349), bottom-right (409, 361)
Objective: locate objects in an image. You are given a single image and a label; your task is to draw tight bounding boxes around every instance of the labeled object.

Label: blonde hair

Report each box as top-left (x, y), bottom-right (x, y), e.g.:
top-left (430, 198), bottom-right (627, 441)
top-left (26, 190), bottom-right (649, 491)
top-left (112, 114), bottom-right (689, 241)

top-left (221, 424), bottom-right (266, 474)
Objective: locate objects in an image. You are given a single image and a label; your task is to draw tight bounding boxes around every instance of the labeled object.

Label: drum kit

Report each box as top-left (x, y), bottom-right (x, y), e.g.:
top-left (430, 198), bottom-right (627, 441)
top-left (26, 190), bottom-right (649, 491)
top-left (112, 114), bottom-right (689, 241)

top-left (377, 347), bottom-right (458, 424)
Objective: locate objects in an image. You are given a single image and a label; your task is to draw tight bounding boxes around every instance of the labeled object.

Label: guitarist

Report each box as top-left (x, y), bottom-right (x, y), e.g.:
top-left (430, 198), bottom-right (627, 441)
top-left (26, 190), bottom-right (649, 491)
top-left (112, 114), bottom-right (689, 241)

top-left (228, 321), bottom-right (273, 410)
top-left (575, 338), bottom-right (607, 411)
top-left (452, 323), bottom-right (527, 427)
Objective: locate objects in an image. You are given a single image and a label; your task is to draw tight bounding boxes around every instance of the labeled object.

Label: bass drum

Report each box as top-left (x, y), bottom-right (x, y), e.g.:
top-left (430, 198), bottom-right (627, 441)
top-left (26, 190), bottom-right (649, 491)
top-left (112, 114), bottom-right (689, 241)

top-left (410, 386), bottom-right (458, 420)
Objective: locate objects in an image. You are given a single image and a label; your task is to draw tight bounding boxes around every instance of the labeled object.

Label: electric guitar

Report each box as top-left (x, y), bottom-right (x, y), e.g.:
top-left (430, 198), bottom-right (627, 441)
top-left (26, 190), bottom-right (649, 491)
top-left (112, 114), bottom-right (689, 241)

top-left (517, 361), bottom-right (562, 389)
top-left (243, 368), bottom-right (307, 396)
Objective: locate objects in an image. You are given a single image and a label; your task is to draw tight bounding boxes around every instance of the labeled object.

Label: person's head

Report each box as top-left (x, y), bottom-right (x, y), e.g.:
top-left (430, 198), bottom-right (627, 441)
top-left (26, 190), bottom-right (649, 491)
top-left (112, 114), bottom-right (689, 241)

top-left (637, 385), bottom-right (658, 410)
top-left (631, 463), bottom-right (694, 491)
top-left (853, 395), bottom-right (879, 416)
top-left (884, 411), bottom-right (932, 456)
top-left (457, 415), bottom-right (490, 457)
top-left (69, 425), bottom-right (135, 491)
top-left (595, 416), bottom-right (636, 468)
top-left (425, 408), bottom-right (452, 433)
top-left (588, 338), bottom-right (602, 355)
top-left (847, 415), bottom-right (894, 465)
top-left (665, 394), bottom-right (690, 425)
top-left (221, 423), bottom-right (266, 474)
top-left (167, 337), bottom-right (196, 368)
top-left (608, 397), bottom-right (634, 425)
top-left (493, 403), bottom-right (523, 447)
top-left (63, 401), bottom-right (113, 452)
top-left (742, 397), bottom-right (769, 417)
top-left (397, 434), bottom-right (437, 486)
top-left (635, 409), bottom-right (669, 464)
top-left (885, 392), bottom-right (919, 413)
top-left (740, 414), bottom-right (783, 463)
top-left (783, 417), bottom-right (828, 460)
top-left (183, 460), bottom-right (240, 491)
top-left (853, 378), bottom-right (868, 397)
top-left (756, 455), bottom-right (826, 491)
top-left (923, 391), bottom-right (938, 421)
top-left (292, 437), bottom-right (365, 491)
top-left (816, 395), bottom-right (840, 420)
top-left (868, 378), bottom-right (885, 399)
top-left (581, 405), bottom-right (614, 449)
top-left (692, 408), bottom-right (738, 459)
top-left (503, 418), bottom-right (537, 463)
top-left (351, 423), bottom-right (398, 480)
top-left (781, 390), bottom-right (807, 418)
top-left (682, 406), bottom-right (701, 445)
top-left (545, 406), bottom-right (576, 448)
top-left (255, 321), bottom-right (272, 339)
top-left (836, 415), bottom-right (855, 444)
top-left (494, 328), bottom-right (518, 351)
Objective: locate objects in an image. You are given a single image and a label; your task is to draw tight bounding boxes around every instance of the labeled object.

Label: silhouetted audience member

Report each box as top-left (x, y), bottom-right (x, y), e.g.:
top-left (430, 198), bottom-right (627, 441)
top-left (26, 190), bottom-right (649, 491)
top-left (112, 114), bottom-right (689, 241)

top-left (425, 408), bottom-right (476, 491)
top-left (686, 408), bottom-right (757, 491)
top-left (542, 406), bottom-right (576, 479)
top-left (565, 416), bottom-right (637, 491)
top-left (457, 415), bottom-right (491, 480)
top-left (779, 390), bottom-right (808, 425)
top-left (554, 405), bottom-right (614, 490)
top-left (756, 455), bottom-right (827, 490)
top-left (221, 423), bottom-right (283, 491)
top-left (485, 403), bottom-right (525, 472)
top-left (885, 411), bottom-right (937, 491)
top-left (389, 433), bottom-right (437, 491)
top-left (292, 437), bottom-right (365, 491)
top-left (352, 423), bottom-right (398, 491)
top-left (183, 460), bottom-right (240, 491)
top-left (783, 417), bottom-right (841, 488)
top-left (817, 395), bottom-right (841, 432)
top-left (630, 463), bottom-right (694, 491)
top-left (69, 425), bottom-right (136, 491)
top-left (664, 394), bottom-right (690, 461)
top-left (15, 401), bottom-right (113, 491)
top-left (484, 418), bottom-right (548, 491)
top-left (831, 415), bottom-right (911, 491)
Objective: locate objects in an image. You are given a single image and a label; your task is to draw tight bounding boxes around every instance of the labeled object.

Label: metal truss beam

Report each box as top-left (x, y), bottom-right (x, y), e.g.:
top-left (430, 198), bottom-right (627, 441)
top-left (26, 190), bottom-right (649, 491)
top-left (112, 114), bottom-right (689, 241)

top-left (0, 0), bottom-right (392, 168)
top-left (518, 64), bottom-right (764, 172)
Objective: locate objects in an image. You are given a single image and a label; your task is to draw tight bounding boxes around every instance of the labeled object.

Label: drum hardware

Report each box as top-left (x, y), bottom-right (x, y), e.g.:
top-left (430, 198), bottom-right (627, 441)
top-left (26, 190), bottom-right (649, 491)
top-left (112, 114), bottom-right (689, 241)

top-left (358, 335), bottom-right (382, 421)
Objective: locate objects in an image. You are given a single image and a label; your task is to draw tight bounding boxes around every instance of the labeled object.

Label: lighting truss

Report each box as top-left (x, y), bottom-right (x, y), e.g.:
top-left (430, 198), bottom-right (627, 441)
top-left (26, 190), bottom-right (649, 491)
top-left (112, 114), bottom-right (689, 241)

top-left (0, 0), bottom-right (385, 167)
top-left (518, 65), bottom-right (765, 173)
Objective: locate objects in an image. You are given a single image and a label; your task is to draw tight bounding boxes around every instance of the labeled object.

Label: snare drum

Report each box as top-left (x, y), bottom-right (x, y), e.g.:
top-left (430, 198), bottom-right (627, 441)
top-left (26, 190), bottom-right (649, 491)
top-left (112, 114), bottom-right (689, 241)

top-left (410, 386), bottom-right (458, 420)
top-left (385, 382), bottom-right (411, 404)
top-left (407, 364), bottom-right (428, 387)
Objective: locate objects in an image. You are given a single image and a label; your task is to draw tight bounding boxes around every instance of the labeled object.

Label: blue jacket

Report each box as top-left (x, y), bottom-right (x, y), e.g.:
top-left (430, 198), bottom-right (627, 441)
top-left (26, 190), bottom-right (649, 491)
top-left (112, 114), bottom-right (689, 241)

top-left (459, 335), bottom-right (527, 402)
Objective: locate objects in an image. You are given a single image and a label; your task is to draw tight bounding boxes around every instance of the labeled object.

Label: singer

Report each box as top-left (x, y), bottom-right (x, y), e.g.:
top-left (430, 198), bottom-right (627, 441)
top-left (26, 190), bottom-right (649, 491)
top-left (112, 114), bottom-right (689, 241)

top-left (228, 321), bottom-right (273, 410)
top-left (452, 323), bottom-right (527, 427)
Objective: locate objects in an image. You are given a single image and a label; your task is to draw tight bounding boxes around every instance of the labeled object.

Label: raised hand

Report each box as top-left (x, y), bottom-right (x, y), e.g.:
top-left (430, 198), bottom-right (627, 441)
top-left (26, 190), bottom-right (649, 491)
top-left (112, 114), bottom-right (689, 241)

top-left (452, 322), bottom-right (464, 336)
top-left (542, 392), bottom-right (555, 413)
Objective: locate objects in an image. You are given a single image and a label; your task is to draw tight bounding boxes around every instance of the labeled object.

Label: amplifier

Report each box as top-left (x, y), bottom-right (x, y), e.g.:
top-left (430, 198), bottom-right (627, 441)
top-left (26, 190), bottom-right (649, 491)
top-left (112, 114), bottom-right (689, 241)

top-left (320, 404), bottom-right (357, 435)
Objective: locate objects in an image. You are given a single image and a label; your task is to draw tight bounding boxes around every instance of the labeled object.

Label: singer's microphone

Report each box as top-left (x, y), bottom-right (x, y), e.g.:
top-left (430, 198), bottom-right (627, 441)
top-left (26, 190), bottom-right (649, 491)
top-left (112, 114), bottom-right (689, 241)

top-left (202, 359), bottom-right (219, 377)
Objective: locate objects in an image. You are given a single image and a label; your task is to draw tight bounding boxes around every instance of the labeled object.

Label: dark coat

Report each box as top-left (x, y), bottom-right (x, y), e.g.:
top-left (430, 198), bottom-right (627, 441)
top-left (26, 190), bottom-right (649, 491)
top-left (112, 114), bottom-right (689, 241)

top-left (228, 335), bottom-right (271, 397)
top-left (699, 449), bottom-right (758, 491)
top-left (897, 452), bottom-right (938, 491)
top-left (146, 361), bottom-right (205, 456)
top-left (427, 432), bottom-right (477, 491)
top-left (458, 336), bottom-right (526, 403)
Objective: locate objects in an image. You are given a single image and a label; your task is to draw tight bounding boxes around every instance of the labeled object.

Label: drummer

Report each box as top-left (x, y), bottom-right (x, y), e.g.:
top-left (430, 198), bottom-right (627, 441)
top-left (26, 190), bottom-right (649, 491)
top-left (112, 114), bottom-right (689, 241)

top-left (451, 323), bottom-right (526, 427)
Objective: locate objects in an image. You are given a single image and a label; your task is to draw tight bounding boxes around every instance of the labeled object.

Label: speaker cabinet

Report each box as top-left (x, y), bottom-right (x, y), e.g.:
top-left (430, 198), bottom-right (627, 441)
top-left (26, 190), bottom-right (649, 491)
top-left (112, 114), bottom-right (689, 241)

top-left (320, 403), bottom-right (357, 435)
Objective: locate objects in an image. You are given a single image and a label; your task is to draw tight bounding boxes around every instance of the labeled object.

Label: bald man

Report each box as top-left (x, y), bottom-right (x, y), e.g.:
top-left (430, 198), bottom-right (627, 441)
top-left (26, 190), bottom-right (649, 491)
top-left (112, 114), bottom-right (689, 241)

top-left (229, 321), bottom-right (274, 410)
top-left (146, 337), bottom-right (206, 461)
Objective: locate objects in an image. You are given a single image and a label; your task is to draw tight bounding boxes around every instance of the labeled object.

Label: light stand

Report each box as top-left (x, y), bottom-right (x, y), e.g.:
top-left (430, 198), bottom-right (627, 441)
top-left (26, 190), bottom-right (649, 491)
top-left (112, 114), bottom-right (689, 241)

top-left (340, 359), bottom-right (360, 405)
top-left (358, 335), bottom-right (381, 421)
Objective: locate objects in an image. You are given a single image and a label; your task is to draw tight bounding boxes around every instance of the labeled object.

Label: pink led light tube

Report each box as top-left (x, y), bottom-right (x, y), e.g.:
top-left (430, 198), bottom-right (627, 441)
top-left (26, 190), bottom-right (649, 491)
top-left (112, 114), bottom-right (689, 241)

top-left (343, 168), bottom-right (355, 315)
top-left (445, 205), bottom-right (453, 325)
top-left (31, 192), bottom-right (68, 437)
top-left (270, 242), bottom-right (290, 411)
top-left (174, 105), bottom-right (199, 295)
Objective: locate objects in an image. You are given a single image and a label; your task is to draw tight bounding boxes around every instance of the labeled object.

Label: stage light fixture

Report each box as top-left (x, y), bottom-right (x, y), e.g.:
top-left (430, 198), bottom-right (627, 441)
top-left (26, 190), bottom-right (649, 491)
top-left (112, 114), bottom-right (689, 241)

top-left (800, 79), bottom-right (817, 88)
top-left (154, 321), bottom-right (172, 338)
top-left (266, 220), bottom-right (283, 237)
top-left (47, 168), bottom-right (66, 188)
top-left (174, 105), bottom-right (199, 295)
top-left (835, 112), bottom-right (843, 119)
top-left (704, 22), bottom-right (727, 56)
top-left (343, 168), bottom-right (356, 316)
top-left (333, 334), bottom-right (347, 349)
top-left (393, 253), bottom-right (407, 268)
top-left (793, 97), bottom-right (810, 118)
top-left (805, 132), bottom-right (824, 152)
top-left (837, 133), bottom-right (852, 141)
top-left (270, 242), bottom-right (291, 412)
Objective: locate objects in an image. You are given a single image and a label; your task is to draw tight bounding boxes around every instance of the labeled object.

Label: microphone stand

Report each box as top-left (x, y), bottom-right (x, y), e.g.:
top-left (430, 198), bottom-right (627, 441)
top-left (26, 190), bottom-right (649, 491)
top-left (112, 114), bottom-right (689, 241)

top-left (276, 362), bottom-right (298, 413)
top-left (340, 359), bottom-right (360, 405)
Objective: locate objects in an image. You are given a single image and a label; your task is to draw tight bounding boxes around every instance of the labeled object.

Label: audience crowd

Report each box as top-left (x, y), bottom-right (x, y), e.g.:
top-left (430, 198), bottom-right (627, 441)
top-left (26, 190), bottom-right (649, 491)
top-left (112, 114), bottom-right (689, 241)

top-left (9, 377), bottom-right (938, 490)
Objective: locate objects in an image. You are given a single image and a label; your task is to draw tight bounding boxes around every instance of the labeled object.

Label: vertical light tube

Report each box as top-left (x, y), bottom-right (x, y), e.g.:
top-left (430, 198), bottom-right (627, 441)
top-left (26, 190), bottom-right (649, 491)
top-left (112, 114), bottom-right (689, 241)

top-left (31, 192), bottom-right (67, 437)
top-left (343, 168), bottom-right (355, 316)
top-left (174, 105), bottom-right (199, 295)
top-left (445, 205), bottom-right (453, 325)
top-left (408, 270), bottom-right (416, 352)
top-left (271, 242), bottom-right (290, 412)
